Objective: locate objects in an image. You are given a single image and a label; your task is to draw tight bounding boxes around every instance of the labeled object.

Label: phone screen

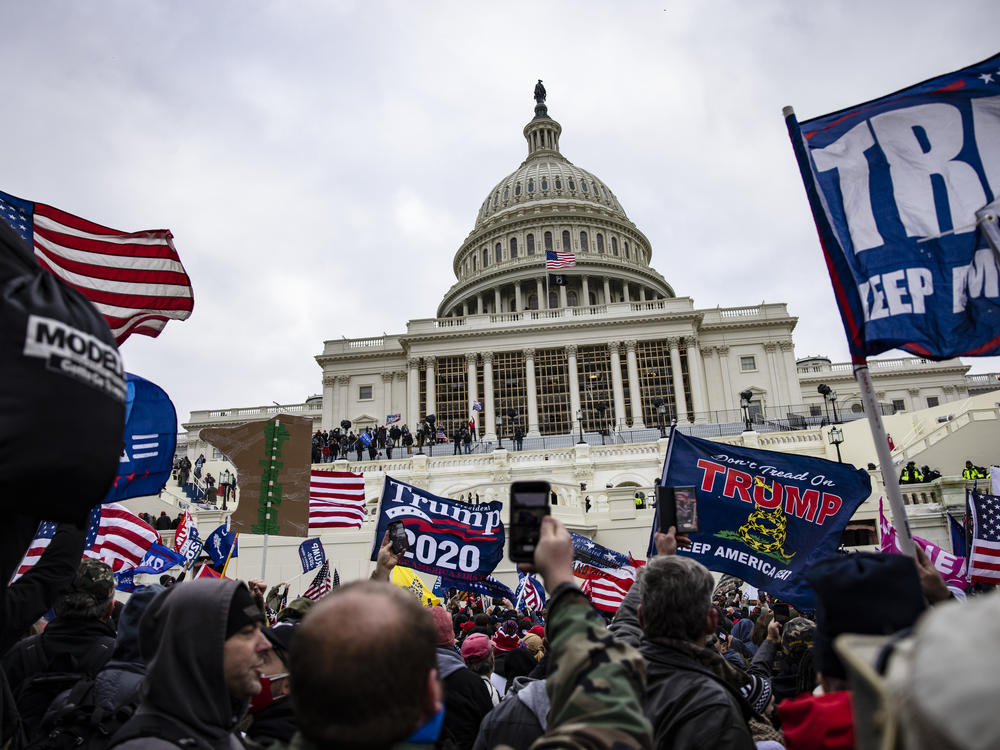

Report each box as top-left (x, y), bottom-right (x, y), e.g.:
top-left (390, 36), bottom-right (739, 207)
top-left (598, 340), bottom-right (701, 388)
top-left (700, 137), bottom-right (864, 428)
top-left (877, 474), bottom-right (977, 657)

top-left (656, 485), bottom-right (699, 534)
top-left (509, 481), bottom-right (550, 562)
top-left (388, 520), bottom-right (408, 555)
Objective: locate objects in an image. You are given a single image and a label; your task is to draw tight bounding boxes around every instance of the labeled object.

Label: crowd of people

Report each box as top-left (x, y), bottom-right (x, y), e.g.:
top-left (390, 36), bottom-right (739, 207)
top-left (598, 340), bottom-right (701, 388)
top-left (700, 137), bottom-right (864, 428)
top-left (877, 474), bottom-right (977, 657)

top-left (898, 457), bottom-right (991, 485)
top-left (2, 516), bottom-right (996, 750)
top-left (311, 417), bottom-right (511, 463)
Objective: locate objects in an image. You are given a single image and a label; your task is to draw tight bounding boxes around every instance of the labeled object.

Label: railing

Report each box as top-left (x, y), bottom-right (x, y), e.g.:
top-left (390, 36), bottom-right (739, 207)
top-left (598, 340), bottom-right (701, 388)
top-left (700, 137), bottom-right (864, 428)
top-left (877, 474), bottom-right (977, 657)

top-left (798, 356), bottom-right (967, 376)
top-left (188, 402), bottom-right (323, 422)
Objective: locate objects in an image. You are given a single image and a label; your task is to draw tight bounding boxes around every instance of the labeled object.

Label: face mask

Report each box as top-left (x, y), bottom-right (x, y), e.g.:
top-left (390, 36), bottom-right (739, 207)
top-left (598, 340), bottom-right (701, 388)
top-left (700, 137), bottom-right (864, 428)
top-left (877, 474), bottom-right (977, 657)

top-left (249, 672), bottom-right (289, 713)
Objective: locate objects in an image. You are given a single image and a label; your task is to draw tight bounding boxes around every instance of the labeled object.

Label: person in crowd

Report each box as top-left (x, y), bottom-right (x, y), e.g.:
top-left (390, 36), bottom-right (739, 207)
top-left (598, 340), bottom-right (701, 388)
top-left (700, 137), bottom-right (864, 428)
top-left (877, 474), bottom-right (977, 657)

top-left (962, 459), bottom-right (989, 480)
top-left (731, 616), bottom-right (756, 657)
top-left (460, 633), bottom-right (503, 705)
top-left (899, 460), bottom-right (923, 484)
top-left (385, 433), bottom-right (394, 460)
top-left (243, 621), bottom-right (298, 745)
top-left (471, 645), bottom-right (550, 750)
top-left (170, 512), bottom-right (183, 530)
top-left (452, 424), bottom-right (463, 455)
top-left (154, 511), bottom-right (172, 531)
top-left (429, 606), bottom-right (494, 748)
top-left (3, 559), bottom-right (118, 741)
top-left (355, 434), bottom-right (364, 462)
top-left (920, 465), bottom-right (942, 482)
top-left (367, 431), bottom-right (377, 461)
top-left (514, 425), bottom-right (524, 451)
top-left (287, 516), bottom-right (652, 750)
top-left (769, 617), bottom-right (817, 705)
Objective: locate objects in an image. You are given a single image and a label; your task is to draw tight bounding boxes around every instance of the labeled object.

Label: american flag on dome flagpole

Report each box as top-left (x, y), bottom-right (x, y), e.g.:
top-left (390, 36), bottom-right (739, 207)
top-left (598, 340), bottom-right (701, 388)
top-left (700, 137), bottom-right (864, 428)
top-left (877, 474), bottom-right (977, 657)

top-left (0, 189), bottom-right (193, 345)
top-left (309, 470), bottom-right (366, 529)
top-left (968, 491), bottom-right (1000, 584)
top-left (302, 561), bottom-right (332, 600)
top-left (544, 249), bottom-right (576, 269)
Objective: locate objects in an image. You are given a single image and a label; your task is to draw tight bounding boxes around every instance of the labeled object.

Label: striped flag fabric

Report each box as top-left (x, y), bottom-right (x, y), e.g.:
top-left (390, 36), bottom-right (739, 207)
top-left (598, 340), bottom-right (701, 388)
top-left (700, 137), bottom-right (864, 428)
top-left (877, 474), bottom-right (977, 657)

top-left (303, 561), bottom-right (332, 600)
top-left (83, 502), bottom-right (160, 572)
top-left (545, 249), bottom-right (576, 269)
top-left (10, 522), bottom-right (59, 582)
top-left (309, 470), bottom-right (366, 529)
top-left (0, 189), bottom-right (193, 345)
top-left (569, 531), bottom-right (637, 613)
top-left (515, 572), bottom-right (546, 611)
top-left (587, 567), bottom-right (637, 613)
top-left (969, 491), bottom-right (1000, 584)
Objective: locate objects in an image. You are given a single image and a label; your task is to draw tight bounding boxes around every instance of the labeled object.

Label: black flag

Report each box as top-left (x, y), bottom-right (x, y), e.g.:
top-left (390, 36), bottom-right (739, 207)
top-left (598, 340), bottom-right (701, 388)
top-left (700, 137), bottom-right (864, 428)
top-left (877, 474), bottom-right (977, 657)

top-left (548, 273), bottom-right (567, 286)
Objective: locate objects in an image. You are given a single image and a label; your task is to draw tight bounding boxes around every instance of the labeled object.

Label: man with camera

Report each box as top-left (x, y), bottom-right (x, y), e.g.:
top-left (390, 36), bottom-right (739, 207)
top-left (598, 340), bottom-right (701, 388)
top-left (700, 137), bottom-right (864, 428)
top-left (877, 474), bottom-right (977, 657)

top-left (284, 516), bottom-right (652, 750)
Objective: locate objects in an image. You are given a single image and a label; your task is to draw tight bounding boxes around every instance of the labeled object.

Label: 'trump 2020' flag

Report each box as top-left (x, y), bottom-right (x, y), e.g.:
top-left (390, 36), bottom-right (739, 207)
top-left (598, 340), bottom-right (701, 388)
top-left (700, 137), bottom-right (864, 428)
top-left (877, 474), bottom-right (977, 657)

top-left (309, 470), bottom-right (366, 529)
top-left (0, 190), bottom-right (193, 345)
top-left (653, 431), bottom-right (871, 608)
top-left (370, 476), bottom-right (505, 582)
top-left (786, 53), bottom-right (1000, 360)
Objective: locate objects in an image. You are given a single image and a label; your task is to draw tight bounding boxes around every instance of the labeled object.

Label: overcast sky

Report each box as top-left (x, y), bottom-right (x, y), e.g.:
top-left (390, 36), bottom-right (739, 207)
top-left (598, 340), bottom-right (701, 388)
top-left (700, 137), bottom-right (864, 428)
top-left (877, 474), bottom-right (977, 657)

top-left (2, 2), bottom-right (998, 428)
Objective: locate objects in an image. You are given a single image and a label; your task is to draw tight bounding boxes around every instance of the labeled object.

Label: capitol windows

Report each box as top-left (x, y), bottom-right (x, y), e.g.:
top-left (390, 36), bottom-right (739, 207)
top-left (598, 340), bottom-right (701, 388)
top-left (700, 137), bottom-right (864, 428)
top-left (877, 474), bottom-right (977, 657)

top-left (535, 348), bottom-right (571, 434)
top-left (592, 182), bottom-right (599, 195)
top-left (624, 241), bottom-right (630, 259)
top-left (544, 232), bottom-right (553, 252)
top-left (562, 230), bottom-right (571, 251)
top-left (528, 179), bottom-right (535, 193)
top-left (579, 232), bottom-right (589, 252)
top-left (495, 242), bottom-right (502, 261)
top-left (515, 183), bottom-right (522, 197)
top-left (433, 356), bottom-right (468, 434)
top-left (528, 293), bottom-right (538, 309)
top-left (611, 237), bottom-right (618, 256)
top-left (358, 385), bottom-right (373, 401)
top-left (597, 234), bottom-right (605, 253)
top-left (554, 177), bottom-right (562, 190)
top-left (581, 181), bottom-right (589, 193)
top-left (510, 237), bottom-right (518, 258)
top-left (541, 177), bottom-right (548, 191)
top-left (568, 177), bottom-right (576, 190)
top-left (483, 247), bottom-right (489, 267)
top-left (527, 234), bottom-right (535, 255)
top-left (473, 255), bottom-right (478, 270)
top-left (740, 356), bottom-right (757, 372)
top-left (568, 290), bottom-right (578, 306)
top-left (503, 187), bottom-right (509, 201)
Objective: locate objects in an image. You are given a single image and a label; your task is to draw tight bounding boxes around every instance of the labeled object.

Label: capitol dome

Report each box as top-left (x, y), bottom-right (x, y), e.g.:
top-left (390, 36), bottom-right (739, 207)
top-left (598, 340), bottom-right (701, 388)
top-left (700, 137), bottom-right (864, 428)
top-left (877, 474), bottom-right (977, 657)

top-left (437, 85), bottom-right (674, 318)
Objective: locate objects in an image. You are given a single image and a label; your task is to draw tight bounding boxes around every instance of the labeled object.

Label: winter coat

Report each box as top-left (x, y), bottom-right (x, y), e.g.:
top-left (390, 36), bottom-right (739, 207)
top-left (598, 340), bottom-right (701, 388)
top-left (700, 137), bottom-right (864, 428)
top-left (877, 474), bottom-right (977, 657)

top-left (436, 646), bottom-right (493, 749)
top-left (472, 676), bottom-right (550, 750)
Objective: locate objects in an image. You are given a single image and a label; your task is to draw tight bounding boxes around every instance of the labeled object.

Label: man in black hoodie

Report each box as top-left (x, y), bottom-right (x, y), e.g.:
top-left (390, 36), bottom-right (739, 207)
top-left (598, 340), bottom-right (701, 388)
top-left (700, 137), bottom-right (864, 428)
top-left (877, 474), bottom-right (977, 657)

top-left (109, 579), bottom-right (271, 749)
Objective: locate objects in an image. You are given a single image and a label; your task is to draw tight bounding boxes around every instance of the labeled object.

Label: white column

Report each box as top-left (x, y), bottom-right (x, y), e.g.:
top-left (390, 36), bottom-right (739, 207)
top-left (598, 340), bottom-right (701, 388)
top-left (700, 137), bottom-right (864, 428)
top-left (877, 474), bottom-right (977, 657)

top-left (524, 348), bottom-right (540, 437)
top-left (603, 277), bottom-right (611, 304)
top-left (559, 285), bottom-right (568, 308)
top-left (667, 337), bottom-right (689, 423)
top-left (581, 276), bottom-right (590, 306)
top-left (536, 278), bottom-right (545, 309)
top-left (781, 341), bottom-right (803, 404)
top-left (477, 294), bottom-right (483, 314)
top-left (685, 338), bottom-right (708, 422)
top-left (700, 346), bottom-right (717, 418)
top-left (424, 356), bottom-right (436, 418)
top-left (483, 352), bottom-right (497, 442)
top-left (625, 340), bottom-right (646, 428)
top-left (462, 301), bottom-right (468, 316)
top-left (566, 344), bottom-right (581, 428)
top-left (608, 342), bottom-right (627, 431)
top-left (639, 287), bottom-right (647, 301)
top-left (514, 282), bottom-right (522, 312)
top-left (717, 346), bottom-right (734, 410)
top-left (393, 371), bottom-right (406, 419)
top-left (337, 375), bottom-right (350, 423)
top-left (764, 343), bottom-right (784, 406)
top-left (407, 358), bottom-right (420, 426)
top-left (622, 282), bottom-right (630, 303)
top-left (494, 288), bottom-right (501, 313)
top-left (466, 353), bottom-right (478, 434)
top-left (382, 372), bottom-right (393, 423)
top-left (322, 376), bottom-right (335, 429)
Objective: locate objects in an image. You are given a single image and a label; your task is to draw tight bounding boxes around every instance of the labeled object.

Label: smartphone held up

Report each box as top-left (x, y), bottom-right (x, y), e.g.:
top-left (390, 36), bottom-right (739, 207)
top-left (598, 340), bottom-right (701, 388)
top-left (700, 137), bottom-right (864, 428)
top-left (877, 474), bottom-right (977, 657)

top-left (655, 484), bottom-right (700, 535)
top-left (387, 520), bottom-right (409, 555)
top-left (508, 480), bottom-right (551, 562)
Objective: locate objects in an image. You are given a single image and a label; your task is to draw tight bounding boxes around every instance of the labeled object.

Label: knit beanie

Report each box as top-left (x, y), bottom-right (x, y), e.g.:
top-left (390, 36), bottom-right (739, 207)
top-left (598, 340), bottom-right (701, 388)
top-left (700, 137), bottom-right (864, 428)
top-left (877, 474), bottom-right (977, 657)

top-left (492, 619), bottom-right (521, 652)
top-left (226, 583), bottom-right (265, 639)
top-left (429, 606), bottom-right (455, 647)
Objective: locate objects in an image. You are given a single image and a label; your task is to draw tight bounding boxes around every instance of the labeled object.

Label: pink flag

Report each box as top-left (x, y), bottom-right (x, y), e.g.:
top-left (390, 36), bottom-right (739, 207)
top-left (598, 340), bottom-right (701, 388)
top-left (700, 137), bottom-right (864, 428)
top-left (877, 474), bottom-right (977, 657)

top-left (879, 498), bottom-right (967, 590)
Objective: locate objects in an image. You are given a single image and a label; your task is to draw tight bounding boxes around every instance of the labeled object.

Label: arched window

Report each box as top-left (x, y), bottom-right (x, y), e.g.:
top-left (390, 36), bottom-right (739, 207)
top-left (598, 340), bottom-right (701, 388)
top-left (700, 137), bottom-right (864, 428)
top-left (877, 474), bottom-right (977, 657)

top-left (473, 255), bottom-right (478, 270)
top-left (515, 183), bottom-right (522, 197)
top-left (562, 230), bottom-right (571, 251)
top-left (549, 291), bottom-right (558, 308)
top-left (580, 232), bottom-right (589, 252)
top-left (611, 237), bottom-right (618, 255)
top-left (568, 290), bottom-right (578, 306)
top-left (527, 234), bottom-right (535, 255)
top-left (624, 241), bottom-right (630, 259)
top-left (589, 292), bottom-right (597, 305)
top-left (495, 242), bottom-right (502, 261)
top-left (483, 247), bottom-right (489, 266)
top-left (597, 234), bottom-right (605, 253)
top-left (592, 182), bottom-right (599, 195)
top-left (581, 181), bottom-right (589, 193)
top-left (510, 237), bottom-right (518, 258)
top-left (503, 187), bottom-right (509, 201)
top-left (527, 179), bottom-right (535, 193)
top-left (541, 177), bottom-right (548, 190)
top-left (528, 293), bottom-right (538, 310)
top-left (568, 177), bottom-right (576, 190)
top-left (555, 177), bottom-right (562, 190)
top-left (544, 232), bottom-right (553, 251)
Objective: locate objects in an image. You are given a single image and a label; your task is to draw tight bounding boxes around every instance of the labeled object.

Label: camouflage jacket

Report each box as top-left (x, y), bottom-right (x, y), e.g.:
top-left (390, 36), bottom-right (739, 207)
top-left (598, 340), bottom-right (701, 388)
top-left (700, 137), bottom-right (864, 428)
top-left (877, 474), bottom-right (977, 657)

top-left (273, 584), bottom-right (652, 750)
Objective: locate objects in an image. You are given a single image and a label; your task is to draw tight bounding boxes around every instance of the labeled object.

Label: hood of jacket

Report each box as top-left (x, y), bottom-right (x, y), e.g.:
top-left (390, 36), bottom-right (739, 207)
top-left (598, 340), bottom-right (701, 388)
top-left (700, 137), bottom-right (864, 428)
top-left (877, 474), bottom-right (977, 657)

top-left (137, 578), bottom-right (248, 740)
top-left (111, 584), bottom-right (163, 663)
top-left (436, 645), bottom-right (467, 679)
top-left (511, 677), bottom-right (550, 730)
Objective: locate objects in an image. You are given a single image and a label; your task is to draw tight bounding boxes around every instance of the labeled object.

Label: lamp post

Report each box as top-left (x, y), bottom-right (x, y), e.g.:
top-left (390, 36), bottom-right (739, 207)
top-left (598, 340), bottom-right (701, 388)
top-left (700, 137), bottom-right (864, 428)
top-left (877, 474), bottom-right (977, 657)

top-left (739, 389), bottom-right (754, 432)
top-left (828, 426), bottom-right (844, 463)
top-left (576, 409), bottom-right (585, 444)
top-left (817, 384), bottom-right (839, 424)
top-left (653, 398), bottom-right (667, 438)
top-left (495, 415), bottom-right (503, 449)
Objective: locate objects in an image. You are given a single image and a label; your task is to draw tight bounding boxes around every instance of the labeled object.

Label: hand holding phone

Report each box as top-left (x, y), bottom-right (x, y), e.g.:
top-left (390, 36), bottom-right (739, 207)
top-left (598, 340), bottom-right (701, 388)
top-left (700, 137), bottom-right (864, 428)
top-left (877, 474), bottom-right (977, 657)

top-left (387, 520), bottom-right (409, 555)
top-left (656, 485), bottom-right (700, 535)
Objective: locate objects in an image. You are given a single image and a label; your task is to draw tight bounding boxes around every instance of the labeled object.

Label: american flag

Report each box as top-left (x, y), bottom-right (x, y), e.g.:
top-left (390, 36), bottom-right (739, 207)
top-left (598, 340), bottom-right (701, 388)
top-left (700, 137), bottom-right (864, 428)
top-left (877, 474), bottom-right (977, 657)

top-left (969, 491), bottom-right (1000, 584)
top-left (11, 503), bottom-right (158, 582)
top-left (309, 470), bottom-right (366, 529)
top-left (0, 190), bottom-right (193, 345)
top-left (545, 249), bottom-right (576, 269)
top-left (515, 572), bottom-right (546, 610)
top-left (587, 567), bottom-right (637, 613)
top-left (569, 532), bottom-right (637, 613)
top-left (303, 561), bottom-right (332, 600)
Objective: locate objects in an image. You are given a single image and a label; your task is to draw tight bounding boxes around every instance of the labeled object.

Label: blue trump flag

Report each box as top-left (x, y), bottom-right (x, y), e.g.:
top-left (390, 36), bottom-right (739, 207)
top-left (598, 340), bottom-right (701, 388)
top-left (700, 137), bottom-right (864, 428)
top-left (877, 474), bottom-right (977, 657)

top-left (650, 431), bottom-right (871, 608)
top-left (206, 524), bottom-right (238, 566)
top-left (786, 53), bottom-right (1000, 360)
top-left (134, 543), bottom-right (186, 575)
top-left (298, 536), bottom-right (326, 573)
top-left (103, 373), bottom-right (177, 503)
top-left (433, 574), bottom-right (516, 602)
top-left (370, 476), bottom-right (505, 582)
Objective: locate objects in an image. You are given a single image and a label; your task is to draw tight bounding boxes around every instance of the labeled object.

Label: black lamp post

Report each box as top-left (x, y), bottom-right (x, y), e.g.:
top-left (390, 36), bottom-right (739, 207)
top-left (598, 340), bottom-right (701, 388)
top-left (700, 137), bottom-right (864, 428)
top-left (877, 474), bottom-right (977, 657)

top-left (739, 389), bottom-right (754, 432)
top-left (576, 408), bottom-right (585, 444)
top-left (653, 398), bottom-right (667, 438)
top-left (817, 384), bottom-right (839, 424)
top-left (828, 426), bottom-right (844, 463)
top-left (596, 402), bottom-right (608, 445)
top-left (495, 415), bottom-right (503, 449)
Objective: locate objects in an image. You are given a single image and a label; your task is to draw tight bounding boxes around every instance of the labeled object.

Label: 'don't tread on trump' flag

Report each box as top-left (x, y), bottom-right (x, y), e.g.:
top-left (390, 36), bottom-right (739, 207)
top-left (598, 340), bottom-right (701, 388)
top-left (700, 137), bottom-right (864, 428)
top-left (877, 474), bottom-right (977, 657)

top-left (309, 470), bottom-right (366, 529)
top-left (785, 53), bottom-right (1000, 361)
top-left (0, 190), bottom-right (193, 345)
top-left (652, 430), bottom-right (871, 608)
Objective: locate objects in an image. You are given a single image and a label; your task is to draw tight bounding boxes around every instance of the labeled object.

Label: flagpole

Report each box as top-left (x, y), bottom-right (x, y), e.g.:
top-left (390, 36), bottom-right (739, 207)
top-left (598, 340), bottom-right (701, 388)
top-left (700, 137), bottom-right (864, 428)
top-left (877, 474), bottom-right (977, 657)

top-left (855, 363), bottom-right (915, 556)
top-left (222, 532), bottom-right (238, 578)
